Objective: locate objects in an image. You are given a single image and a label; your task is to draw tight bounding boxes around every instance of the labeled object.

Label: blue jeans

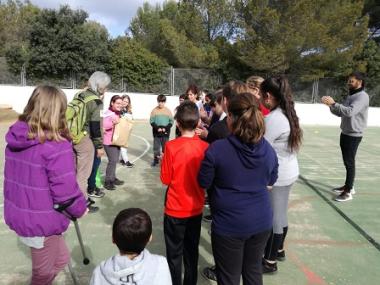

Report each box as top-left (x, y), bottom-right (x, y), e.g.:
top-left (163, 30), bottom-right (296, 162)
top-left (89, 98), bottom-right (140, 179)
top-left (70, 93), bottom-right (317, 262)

top-left (87, 151), bottom-right (101, 190)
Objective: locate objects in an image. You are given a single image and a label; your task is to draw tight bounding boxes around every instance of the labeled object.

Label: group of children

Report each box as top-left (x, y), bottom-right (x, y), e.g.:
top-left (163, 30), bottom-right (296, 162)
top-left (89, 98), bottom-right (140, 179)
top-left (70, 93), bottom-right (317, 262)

top-left (3, 73), bottom-right (303, 285)
top-left (144, 77), bottom-right (301, 285)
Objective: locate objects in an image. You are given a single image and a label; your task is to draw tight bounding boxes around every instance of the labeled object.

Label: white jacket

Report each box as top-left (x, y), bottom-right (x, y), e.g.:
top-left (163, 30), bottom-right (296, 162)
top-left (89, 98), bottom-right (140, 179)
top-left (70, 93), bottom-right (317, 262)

top-left (90, 249), bottom-right (172, 285)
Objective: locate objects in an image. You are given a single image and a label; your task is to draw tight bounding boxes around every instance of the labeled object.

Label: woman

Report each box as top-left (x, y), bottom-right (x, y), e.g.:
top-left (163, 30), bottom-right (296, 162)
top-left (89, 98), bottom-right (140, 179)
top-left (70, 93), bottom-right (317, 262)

top-left (260, 75), bottom-right (302, 273)
top-left (103, 95), bottom-right (125, 190)
top-left (198, 92), bottom-right (278, 285)
top-left (119, 94), bottom-right (134, 168)
top-left (186, 84), bottom-right (203, 111)
top-left (4, 85), bottom-right (87, 285)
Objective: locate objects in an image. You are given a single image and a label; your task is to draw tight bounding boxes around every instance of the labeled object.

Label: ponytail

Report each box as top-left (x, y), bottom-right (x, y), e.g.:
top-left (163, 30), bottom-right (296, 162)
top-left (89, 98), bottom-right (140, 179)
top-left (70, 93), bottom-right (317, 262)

top-left (261, 76), bottom-right (303, 152)
top-left (228, 93), bottom-right (265, 144)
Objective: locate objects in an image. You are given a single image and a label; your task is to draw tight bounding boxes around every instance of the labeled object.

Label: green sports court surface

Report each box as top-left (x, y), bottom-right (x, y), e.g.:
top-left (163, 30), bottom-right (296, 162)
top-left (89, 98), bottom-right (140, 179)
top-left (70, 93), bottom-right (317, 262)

top-left (0, 117), bottom-right (379, 285)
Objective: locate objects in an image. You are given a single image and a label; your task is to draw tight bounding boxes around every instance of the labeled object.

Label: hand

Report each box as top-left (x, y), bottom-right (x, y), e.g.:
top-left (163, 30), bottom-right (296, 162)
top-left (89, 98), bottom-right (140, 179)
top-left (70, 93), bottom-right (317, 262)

top-left (96, 148), bottom-right (104, 157)
top-left (321, 96), bottom-right (335, 106)
top-left (195, 127), bottom-right (208, 139)
top-left (82, 208), bottom-right (89, 217)
top-left (200, 109), bottom-right (208, 119)
top-left (158, 128), bottom-right (163, 132)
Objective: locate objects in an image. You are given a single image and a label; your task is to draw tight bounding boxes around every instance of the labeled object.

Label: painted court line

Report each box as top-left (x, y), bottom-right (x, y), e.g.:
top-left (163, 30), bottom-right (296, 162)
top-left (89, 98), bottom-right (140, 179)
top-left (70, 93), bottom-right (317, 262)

top-left (299, 175), bottom-right (380, 252)
top-left (115, 133), bottom-right (150, 175)
top-left (129, 134), bottom-right (151, 163)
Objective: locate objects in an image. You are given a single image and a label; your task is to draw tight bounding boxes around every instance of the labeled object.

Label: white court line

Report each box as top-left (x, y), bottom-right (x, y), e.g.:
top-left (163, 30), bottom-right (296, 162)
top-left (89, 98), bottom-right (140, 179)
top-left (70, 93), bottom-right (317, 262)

top-left (130, 134), bottom-right (151, 163)
top-left (115, 133), bottom-right (151, 174)
top-left (0, 134), bottom-right (151, 208)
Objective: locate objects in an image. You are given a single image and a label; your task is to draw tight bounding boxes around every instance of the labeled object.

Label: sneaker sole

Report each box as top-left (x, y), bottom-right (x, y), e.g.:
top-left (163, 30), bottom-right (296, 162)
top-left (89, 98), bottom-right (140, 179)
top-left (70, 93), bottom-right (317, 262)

top-left (88, 194), bottom-right (105, 198)
top-left (334, 196), bottom-right (353, 202)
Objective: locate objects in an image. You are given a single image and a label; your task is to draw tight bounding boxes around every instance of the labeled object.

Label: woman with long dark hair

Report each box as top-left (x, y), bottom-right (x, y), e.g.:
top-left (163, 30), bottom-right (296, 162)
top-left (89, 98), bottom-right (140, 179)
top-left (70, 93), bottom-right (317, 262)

top-left (260, 75), bottom-right (302, 273)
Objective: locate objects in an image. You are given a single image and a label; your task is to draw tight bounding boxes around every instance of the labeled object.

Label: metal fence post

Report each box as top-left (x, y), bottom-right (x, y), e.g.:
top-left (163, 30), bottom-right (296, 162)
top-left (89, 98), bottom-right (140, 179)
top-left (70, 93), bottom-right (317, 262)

top-left (170, 66), bottom-right (175, 96)
top-left (21, 64), bottom-right (26, 86)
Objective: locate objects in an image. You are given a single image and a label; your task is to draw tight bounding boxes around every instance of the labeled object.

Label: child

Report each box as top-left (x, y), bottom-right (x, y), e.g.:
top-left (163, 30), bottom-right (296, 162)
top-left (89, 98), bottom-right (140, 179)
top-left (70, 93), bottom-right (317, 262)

top-left (246, 75), bottom-right (270, 116)
top-left (150, 94), bottom-right (173, 166)
top-left (175, 94), bottom-right (186, 138)
top-left (103, 95), bottom-right (125, 190)
top-left (3, 85), bottom-right (88, 285)
top-left (90, 208), bottom-right (172, 285)
top-left (160, 101), bottom-right (209, 285)
top-left (119, 94), bottom-right (134, 168)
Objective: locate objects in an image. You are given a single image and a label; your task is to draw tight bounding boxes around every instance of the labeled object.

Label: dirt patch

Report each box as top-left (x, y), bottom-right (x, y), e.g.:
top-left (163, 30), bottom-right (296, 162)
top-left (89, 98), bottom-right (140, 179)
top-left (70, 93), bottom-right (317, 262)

top-left (0, 109), bottom-right (19, 125)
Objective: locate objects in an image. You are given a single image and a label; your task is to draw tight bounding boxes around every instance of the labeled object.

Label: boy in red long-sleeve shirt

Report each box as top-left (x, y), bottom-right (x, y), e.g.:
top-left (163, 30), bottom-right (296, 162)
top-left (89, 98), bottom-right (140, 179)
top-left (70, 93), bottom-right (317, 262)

top-left (160, 101), bottom-right (209, 285)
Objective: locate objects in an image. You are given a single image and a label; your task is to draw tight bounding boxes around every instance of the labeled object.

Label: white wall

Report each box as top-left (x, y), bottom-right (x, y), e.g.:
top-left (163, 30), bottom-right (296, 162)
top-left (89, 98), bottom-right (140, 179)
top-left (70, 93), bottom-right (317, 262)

top-left (1, 85), bottom-right (380, 126)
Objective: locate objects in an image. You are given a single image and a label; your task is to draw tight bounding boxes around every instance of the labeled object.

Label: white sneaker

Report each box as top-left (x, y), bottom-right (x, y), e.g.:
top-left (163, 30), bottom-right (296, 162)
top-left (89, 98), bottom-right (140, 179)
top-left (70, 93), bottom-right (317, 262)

top-left (334, 191), bottom-right (353, 202)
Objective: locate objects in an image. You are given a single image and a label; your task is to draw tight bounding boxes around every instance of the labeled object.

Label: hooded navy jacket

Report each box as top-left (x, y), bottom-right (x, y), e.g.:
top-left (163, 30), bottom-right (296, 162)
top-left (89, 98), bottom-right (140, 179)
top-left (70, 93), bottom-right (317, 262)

top-left (198, 135), bottom-right (278, 237)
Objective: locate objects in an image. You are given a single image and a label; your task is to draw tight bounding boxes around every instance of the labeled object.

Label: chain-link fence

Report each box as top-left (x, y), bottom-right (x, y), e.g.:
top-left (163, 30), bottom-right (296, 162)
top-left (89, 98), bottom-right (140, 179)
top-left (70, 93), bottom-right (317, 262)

top-left (1, 57), bottom-right (379, 106)
top-left (290, 76), bottom-right (380, 106)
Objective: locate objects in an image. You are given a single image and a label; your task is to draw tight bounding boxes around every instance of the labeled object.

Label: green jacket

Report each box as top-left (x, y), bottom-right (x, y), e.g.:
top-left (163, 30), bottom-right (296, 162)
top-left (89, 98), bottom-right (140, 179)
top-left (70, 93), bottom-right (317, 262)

top-left (78, 88), bottom-right (103, 149)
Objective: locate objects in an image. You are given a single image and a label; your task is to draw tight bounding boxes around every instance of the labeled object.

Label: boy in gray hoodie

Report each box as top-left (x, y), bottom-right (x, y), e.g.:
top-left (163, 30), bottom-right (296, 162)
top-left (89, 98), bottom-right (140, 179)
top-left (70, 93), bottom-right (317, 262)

top-left (90, 208), bottom-right (172, 285)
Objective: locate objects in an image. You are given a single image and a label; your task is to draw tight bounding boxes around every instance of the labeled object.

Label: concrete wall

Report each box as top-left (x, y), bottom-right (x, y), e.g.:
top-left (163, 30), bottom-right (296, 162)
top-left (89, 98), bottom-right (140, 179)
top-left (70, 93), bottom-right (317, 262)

top-left (1, 85), bottom-right (379, 126)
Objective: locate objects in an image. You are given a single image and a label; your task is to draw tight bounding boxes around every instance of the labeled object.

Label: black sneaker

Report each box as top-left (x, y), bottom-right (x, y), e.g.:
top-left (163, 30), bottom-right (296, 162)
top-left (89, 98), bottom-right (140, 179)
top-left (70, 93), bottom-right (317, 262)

top-left (114, 178), bottom-right (124, 186)
top-left (262, 259), bottom-right (277, 274)
top-left (104, 181), bottom-right (116, 190)
top-left (87, 187), bottom-right (105, 198)
top-left (87, 198), bottom-right (95, 205)
top-left (87, 204), bottom-right (99, 213)
top-left (201, 266), bottom-right (217, 282)
top-left (125, 161), bottom-right (134, 168)
top-left (277, 250), bottom-right (286, 261)
top-left (333, 186), bottom-right (356, 195)
top-left (119, 160), bottom-right (126, 165)
top-left (334, 191), bottom-right (353, 202)
top-left (203, 215), bottom-right (212, 223)
top-left (151, 159), bottom-right (159, 167)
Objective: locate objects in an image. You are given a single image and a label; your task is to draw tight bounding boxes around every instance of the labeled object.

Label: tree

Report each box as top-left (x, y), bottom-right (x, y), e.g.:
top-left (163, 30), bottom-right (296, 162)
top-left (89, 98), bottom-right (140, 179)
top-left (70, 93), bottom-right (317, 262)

top-left (355, 39), bottom-right (380, 106)
top-left (236, 0), bottom-right (369, 79)
top-left (129, 1), bottom-right (220, 68)
top-left (108, 37), bottom-right (168, 92)
top-left (0, 0), bottom-right (39, 56)
top-left (5, 5), bottom-right (110, 80)
top-left (364, 0), bottom-right (380, 40)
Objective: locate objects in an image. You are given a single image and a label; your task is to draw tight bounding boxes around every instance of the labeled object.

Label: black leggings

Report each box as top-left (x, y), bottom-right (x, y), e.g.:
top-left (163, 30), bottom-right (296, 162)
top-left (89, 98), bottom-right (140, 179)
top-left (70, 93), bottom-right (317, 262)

top-left (340, 133), bottom-right (362, 190)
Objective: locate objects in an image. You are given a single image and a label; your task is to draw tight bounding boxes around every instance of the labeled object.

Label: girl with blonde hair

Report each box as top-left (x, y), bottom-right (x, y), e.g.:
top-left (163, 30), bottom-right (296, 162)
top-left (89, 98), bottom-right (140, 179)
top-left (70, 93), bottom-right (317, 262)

top-left (4, 85), bottom-right (87, 285)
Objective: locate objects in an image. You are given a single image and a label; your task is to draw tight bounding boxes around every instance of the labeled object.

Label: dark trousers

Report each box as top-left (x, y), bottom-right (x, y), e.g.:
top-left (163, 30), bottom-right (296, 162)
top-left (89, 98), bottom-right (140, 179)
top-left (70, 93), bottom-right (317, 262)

top-left (340, 133), bottom-right (362, 190)
top-left (104, 145), bottom-right (120, 183)
top-left (153, 136), bottom-right (169, 159)
top-left (87, 150), bottom-right (101, 190)
top-left (212, 230), bottom-right (271, 285)
top-left (164, 214), bottom-right (202, 285)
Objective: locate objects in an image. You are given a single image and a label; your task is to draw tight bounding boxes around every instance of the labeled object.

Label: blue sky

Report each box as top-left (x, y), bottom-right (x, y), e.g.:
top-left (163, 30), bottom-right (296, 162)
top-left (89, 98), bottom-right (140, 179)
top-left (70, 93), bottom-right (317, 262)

top-left (29, 0), bottom-right (166, 38)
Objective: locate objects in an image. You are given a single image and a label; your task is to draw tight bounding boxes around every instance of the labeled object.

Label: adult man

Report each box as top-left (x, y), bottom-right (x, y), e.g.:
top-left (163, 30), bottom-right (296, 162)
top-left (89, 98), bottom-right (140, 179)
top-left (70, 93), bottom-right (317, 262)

top-left (321, 72), bottom-right (369, 202)
top-left (74, 71), bottom-right (110, 212)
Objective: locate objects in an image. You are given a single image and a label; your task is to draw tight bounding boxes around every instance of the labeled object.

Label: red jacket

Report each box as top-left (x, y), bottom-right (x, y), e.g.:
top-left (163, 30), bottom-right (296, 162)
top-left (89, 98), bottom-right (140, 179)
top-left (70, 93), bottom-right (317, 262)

top-left (160, 136), bottom-right (209, 218)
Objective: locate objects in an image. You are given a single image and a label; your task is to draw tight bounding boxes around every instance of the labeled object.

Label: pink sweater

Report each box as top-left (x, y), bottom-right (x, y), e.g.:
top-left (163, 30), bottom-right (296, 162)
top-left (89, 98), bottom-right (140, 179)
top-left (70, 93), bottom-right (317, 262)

top-left (103, 109), bottom-right (120, 145)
